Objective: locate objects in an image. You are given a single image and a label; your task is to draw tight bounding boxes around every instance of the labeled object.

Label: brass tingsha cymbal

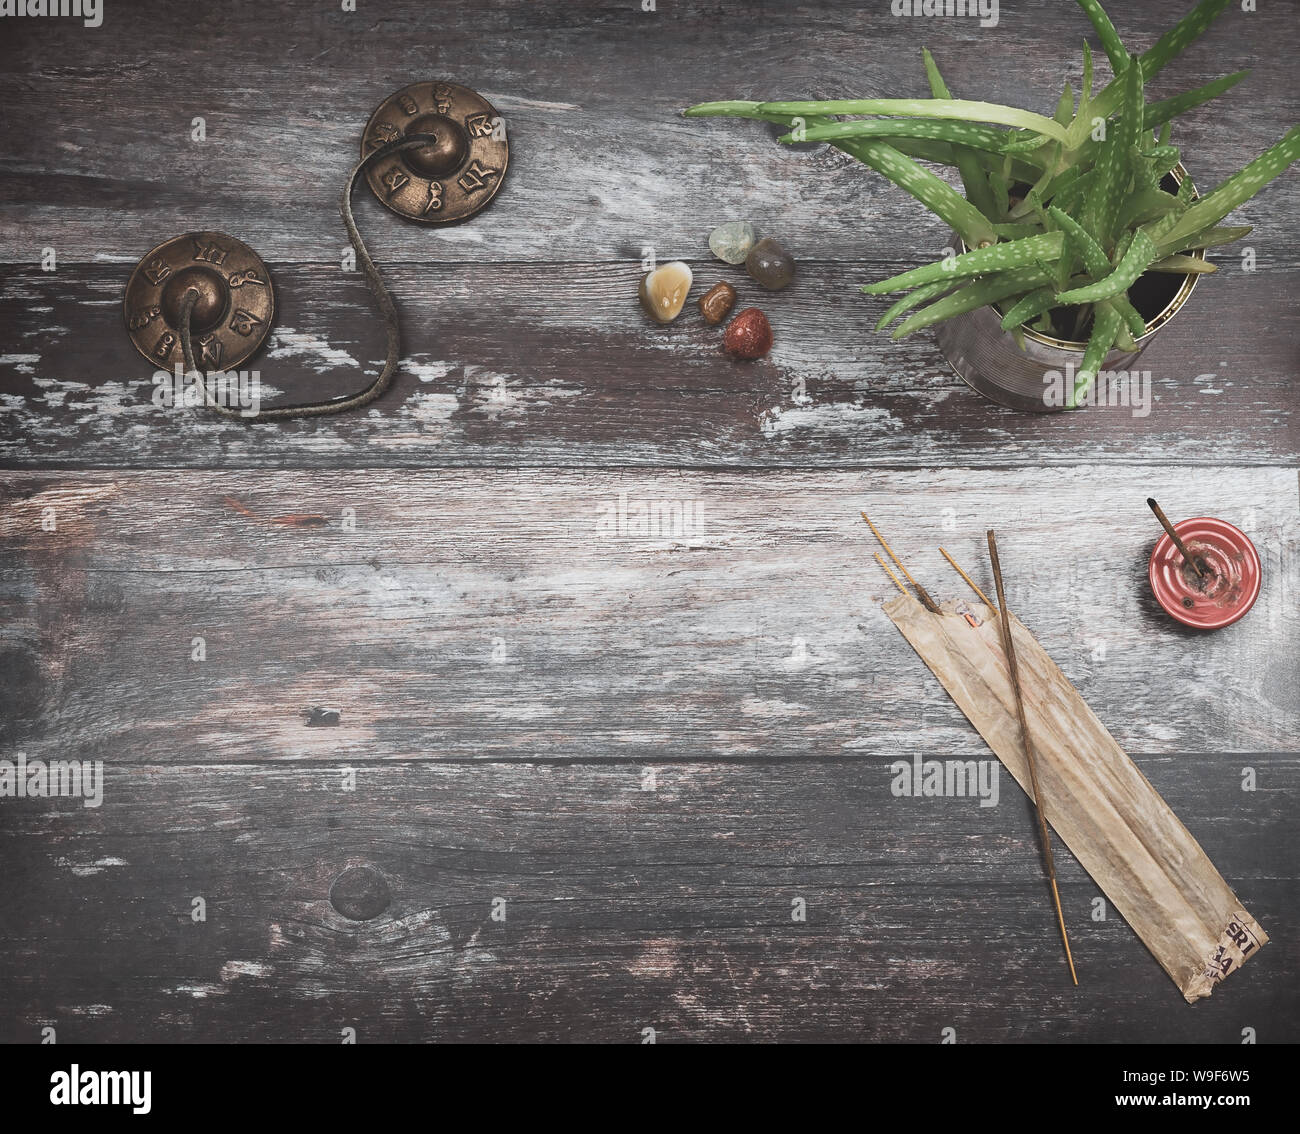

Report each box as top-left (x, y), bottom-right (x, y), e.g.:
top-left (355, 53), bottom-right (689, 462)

top-left (361, 81), bottom-right (509, 224)
top-left (123, 232), bottom-right (275, 371)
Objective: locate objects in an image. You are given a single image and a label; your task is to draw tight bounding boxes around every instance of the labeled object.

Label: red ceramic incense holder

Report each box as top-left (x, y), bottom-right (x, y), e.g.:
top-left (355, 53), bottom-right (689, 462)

top-left (1148, 516), bottom-right (1261, 630)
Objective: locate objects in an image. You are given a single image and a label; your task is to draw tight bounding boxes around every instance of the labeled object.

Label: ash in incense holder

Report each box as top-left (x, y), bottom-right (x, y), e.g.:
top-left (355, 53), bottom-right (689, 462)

top-left (1146, 499), bottom-right (1261, 630)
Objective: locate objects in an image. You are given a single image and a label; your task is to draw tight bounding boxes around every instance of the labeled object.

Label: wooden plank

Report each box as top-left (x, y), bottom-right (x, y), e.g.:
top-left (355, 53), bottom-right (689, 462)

top-left (0, 759), bottom-right (1293, 1043)
top-left (2, 468), bottom-right (1296, 764)
top-left (0, 0), bottom-right (1296, 266)
top-left (3, 263), bottom-right (1296, 468)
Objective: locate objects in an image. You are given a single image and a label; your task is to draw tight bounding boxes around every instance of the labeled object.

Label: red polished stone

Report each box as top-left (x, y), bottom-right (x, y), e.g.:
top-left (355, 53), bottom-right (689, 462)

top-left (723, 307), bottom-right (773, 359)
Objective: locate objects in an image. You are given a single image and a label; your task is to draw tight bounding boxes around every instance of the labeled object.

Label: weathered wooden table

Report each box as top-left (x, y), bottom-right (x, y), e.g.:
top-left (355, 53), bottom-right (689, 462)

top-left (1, 1), bottom-right (1296, 1043)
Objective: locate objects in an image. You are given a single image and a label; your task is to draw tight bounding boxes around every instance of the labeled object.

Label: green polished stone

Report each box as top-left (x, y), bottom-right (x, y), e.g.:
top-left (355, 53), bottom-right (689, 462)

top-left (708, 220), bottom-right (757, 265)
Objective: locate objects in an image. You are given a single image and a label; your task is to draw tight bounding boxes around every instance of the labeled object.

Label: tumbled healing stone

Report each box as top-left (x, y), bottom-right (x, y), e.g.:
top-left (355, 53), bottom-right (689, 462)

top-left (698, 281), bottom-right (738, 325)
top-left (724, 307), bottom-right (773, 359)
top-left (746, 237), bottom-right (795, 290)
top-left (708, 220), bottom-right (757, 265)
top-left (638, 261), bottom-right (693, 324)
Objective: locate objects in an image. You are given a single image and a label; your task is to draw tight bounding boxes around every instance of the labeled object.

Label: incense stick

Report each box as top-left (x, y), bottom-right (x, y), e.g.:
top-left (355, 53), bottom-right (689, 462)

top-left (860, 513), bottom-right (941, 613)
top-left (986, 529), bottom-right (1079, 987)
top-left (1147, 497), bottom-right (1204, 579)
top-left (874, 552), bottom-right (911, 598)
top-left (939, 546), bottom-right (998, 614)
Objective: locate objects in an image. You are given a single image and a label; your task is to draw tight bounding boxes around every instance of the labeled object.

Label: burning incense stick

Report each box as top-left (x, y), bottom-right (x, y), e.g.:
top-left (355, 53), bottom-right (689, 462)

top-left (986, 529), bottom-right (1079, 987)
top-left (1147, 497), bottom-right (1205, 580)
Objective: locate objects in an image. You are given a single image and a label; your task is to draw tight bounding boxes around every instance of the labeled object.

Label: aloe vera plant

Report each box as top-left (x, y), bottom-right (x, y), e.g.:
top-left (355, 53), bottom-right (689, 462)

top-left (685, 0), bottom-right (1299, 407)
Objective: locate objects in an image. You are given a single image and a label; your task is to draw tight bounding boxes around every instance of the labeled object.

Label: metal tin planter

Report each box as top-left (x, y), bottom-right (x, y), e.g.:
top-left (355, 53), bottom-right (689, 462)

top-left (1148, 516), bottom-right (1261, 630)
top-left (935, 165), bottom-right (1205, 413)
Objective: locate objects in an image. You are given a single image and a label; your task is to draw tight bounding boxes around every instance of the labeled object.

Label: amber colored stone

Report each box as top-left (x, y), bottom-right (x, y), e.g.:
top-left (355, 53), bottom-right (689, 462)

top-left (724, 307), bottom-right (773, 359)
top-left (698, 281), bottom-right (738, 325)
top-left (638, 261), bottom-right (693, 324)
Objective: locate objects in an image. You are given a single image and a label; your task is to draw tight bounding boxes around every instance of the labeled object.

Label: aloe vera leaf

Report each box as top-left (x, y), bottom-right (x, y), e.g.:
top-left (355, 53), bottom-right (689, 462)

top-left (1079, 126), bottom-right (1119, 242)
top-left (958, 146), bottom-right (1015, 221)
top-left (1155, 124), bottom-right (1300, 252)
top-left (681, 99), bottom-right (1046, 202)
top-left (1112, 295), bottom-right (1148, 339)
top-left (1112, 229), bottom-right (1136, 263)
top-left (993, 222), bottom-right (1047, 239)
top-left (1081, 41), bottom-right (1094, 103)
top-left (1139, 0), bottom-right (1232, 83)
top-left (683, 100), bottom-right (774, 119)
top-left (1054, 241), bottom-right (1078, 293)
top-left (678, 102), bottom-right (999, 246)
top-left (879, 136), bottom-right (966, 166)
top-left (1047, 207), bottom-right (1110, 277)
top-left (1142, 71), bottom-right (1249, 133)
top-left (954, 143), bottom-right (1050, 182)
top-left (1151, 147), bottom-right (1181, 178)
top-left (874, 279), bottom-right (960, 332)
top-left (679, 101), bottom-right (1053, 223)
top-left (1002, 132), bottom-right (1055, 155)
top-left (1087, 61), bottom-right (1144, 247)
top-left (988, 159), bottom-right (1010, 219)
top-left (1147, 200), bottom-right (1190, 241)
top-left (1051, 169), bottom-right (1097, 215)
top-left (920, 47), bottom-right (951, 99)
top-left (1116, 187), bottom-right (1181, 230)
top-left (862, 231), bottom-right (1065, 295)
top-left (1158, 120), bottom-right (1172, 146)
top-left (1079, 0), bottom-right (1231, 130)
top-left (1067, 1), bottom-right (1225, 148)
top-left (891, 266), bottom-right (1055, 339)
top-left (1079, 85), bottom-right (1137, 240)
top-left (747, 99), bottom-right (1070, 143)
top-left (1009, 165), bottom-right (1085, 218)
top-left (1000, 286), bottom-right (1060, 332)
top-left (1075, 0), bottom-right (1129, 74)
top-left (1056, 230), bottom-right (1158, 304)
top-left (860, 137), bottom-right (1049, 185)
top-left (1013, 161), bottom-right (1058, 220)
top-left (1111, 63), bottom-right (1146, 205)
top-left (836, 138), bottom-right (1000, 247)
top-left (1055, 82), bottom-right (1076, 127)
top-left (882, 137), bottom-right (1044, 181)
top-left (1130, 146), bottom-right (1159, 192)
top-left (1066, 101), bottom-right (1106, 151)
top-left (1069, 301), bottom-right (1124, 408)
top-left (888, 135), bottom-right (1028, 173)
top-left (796, 119), bottom-right (1004, 247)
top-left (1113, 322), bottom-right (1139, 352)
top-left (788, 119), bottom-right (1019, 152)
top-left (1149, 254), bottom-right (1217, 273)
top-left (811, 124), bottom-right (1003, 245)
top-left (921, 48), bottom-right (1004, 221)
top-left (1138, 176), bottom-right (1196, 241)
top-left (1143, 144), bottom-right (1182, 178)
top-left (1163, 224), bottom-right (1251, 253)
top-left (1143, 180), bottom-right (1194, 242)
